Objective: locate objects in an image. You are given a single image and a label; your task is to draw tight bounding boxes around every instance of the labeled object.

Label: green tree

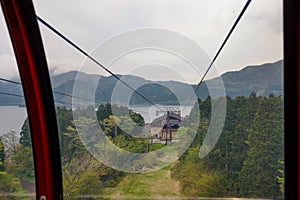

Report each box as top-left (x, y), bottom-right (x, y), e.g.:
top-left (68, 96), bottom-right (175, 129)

top-left (62, 153), bottom-right (103, 198)
top-left (19, 119), bottom-right (31, 147)
top-left (239, 95), bottom-right (283, 198)
top-left (0, 137), bottom-right (5, 172)
top-left (0, 171), bottom-right (24, 199)
top-left (173, 94), bottom-right (283, 197)
top-left (129, 110), bottom-right (144, 126)
top-left (224, 95), bottom-right (258, 195)
top-left (172, 147), bottom-right (227, 197)
top-left (111, 133), bottom-right (148, 153)
top-left (97, 103), bottom-right (112, 122)
top-left (7, 145), bottom-right (34, 182)
top-left (56, 107), bottom-right (74, 156)
top-left (277, 160), bottom-right (284, 196)
top-left (61, 124), bottom-right (85, 162)
top-left (2, 131), bottom-right (19, 156)
top-left (100, 115), bottom-right (120, 138)
top-left (56, 107), bottom-right (73, 133)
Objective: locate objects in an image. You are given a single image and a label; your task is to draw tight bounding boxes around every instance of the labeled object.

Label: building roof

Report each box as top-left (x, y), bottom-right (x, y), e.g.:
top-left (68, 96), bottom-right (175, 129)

top-left (151, 112), bottom-right (181, 127)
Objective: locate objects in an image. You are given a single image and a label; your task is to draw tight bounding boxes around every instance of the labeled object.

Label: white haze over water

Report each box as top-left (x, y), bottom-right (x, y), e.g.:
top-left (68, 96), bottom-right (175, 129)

top-left (0, 106), bottom-right (27, 136)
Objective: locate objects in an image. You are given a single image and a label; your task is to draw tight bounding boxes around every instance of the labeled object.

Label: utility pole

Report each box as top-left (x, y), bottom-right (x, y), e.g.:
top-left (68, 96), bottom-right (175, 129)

top-left (156, 107), bottom-right (180, 145)
top-left (165, 111), bottom-right (171, 145)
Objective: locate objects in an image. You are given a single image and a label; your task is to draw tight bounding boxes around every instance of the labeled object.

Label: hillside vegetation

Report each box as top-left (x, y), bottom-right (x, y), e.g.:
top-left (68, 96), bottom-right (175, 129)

top-left (0, 93), bottom-right (284, 199)
top-left (0, 60), bottom-right (283, 106)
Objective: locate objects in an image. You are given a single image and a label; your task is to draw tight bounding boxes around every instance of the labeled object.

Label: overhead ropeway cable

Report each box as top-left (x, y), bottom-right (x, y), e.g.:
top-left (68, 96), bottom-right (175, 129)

top-left (37, 16), bottom-right (162, 111)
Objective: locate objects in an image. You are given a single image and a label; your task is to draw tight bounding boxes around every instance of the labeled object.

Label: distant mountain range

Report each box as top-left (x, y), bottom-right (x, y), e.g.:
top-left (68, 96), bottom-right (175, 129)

top-left (0, 60), bottom-right (283, 106)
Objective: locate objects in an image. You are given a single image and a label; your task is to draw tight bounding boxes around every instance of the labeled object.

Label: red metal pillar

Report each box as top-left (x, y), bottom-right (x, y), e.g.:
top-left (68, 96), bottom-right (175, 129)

top-left (284, 0), bottom-right (300, 199)
top-left (1, 0), bottom-right (63, 199)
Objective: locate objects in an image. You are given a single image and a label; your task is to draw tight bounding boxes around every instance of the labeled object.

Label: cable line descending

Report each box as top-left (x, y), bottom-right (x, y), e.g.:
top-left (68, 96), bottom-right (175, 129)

top-left (38, 0), bottom-right (250, 112)
top-left (0, 78), bottom-right (21, 85)
top-left (180, 0), bottom-right (252, 114)
top-left (0, 78), bottom-right (101, 106)
top-left (194, 0), bottom-right (252, 93)
top-left (36, 16), bottom-right (162, 111)
top-left (1, 0), bottom-right (251, 112)
top-left (0, 77), bottom-right (159, 110)
top-left (0, 90), bottom-right (80, 107)
top-left (0, 91), bottom-right (23, 98)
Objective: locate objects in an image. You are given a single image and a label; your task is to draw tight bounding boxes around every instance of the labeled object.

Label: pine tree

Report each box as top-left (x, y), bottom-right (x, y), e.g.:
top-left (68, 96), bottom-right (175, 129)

top-left (19, 118), bottom-right (31, 147)
top-left (0, 137), bottom-right (5, 171)
top-left (239, 95), bottom-right (283, 198)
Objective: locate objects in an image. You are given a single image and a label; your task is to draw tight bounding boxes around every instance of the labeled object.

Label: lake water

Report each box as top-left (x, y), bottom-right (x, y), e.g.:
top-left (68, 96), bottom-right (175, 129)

top-left (0, 106), bottom-right (27, 136)
top-left (0, 105), bottom-right (194, 136)
top-left (128, 105), bottom-right (194, 123)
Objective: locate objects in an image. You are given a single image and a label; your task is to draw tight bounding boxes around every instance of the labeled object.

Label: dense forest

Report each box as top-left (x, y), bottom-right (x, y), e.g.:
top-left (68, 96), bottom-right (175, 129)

top-left (172, 93), bottom-right (284, 198)
top-left (0, 93), bottom-right (284, 199)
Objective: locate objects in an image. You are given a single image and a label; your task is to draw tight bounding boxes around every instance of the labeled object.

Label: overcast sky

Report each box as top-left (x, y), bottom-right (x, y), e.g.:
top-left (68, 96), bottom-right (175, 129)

top-left (0, 0), bottom-right (283, 83)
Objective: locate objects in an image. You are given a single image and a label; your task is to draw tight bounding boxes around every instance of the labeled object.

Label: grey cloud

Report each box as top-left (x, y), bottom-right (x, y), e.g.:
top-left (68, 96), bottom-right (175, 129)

top-left (1, 0), bottom-right (283, 80)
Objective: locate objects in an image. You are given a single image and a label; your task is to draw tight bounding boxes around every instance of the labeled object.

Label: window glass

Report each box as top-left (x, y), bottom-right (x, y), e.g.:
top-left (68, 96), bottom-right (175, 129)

top-left (0, 9), bottom-right (36, 200)
top-left (34, 0), bottom-right (284, 199)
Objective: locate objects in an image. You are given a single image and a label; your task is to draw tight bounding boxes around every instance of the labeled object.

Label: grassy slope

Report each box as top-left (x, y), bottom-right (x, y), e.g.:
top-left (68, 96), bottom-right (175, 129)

top-left (102, 165), bottom-right (182, 199)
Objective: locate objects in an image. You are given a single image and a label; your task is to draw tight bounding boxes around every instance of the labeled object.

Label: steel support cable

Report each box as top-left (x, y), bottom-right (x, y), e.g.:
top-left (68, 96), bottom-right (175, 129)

top-left (40, 3), bottom-right (256, 113)
top-left (0, 90), bottom-right (76, 107)
top-left (0, 77), bottom-right (20, 85)
top-left (0, 91), bottom-right (23, 98)
top-left (0, 81), bottom-right (80, 108)
top-left (0, 77), bottom-right (103, 105)
top-left (0, 78), bottom-right (158, 111)
top-left (3, 0), bottom-right (252, 113)
top-left (38, 0), bottom-right (252, 112)
top-left (186, 0), bottom-right (252, 109)
top-left (36, 16), bottom-right (162, 111)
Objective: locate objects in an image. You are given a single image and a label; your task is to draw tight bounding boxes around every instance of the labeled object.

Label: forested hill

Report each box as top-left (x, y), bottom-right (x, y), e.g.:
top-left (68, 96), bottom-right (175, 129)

top-left (218, 59), bottom-right (283, 97)
top-left (0, 60), bottom-right (283, 105)
top-left (0, 94), bottom-right (284, 198)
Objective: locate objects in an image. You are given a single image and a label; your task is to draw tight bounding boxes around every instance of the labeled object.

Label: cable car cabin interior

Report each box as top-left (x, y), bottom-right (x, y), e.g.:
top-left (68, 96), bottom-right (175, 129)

top-left (0, 0), bottom-right (299, 199)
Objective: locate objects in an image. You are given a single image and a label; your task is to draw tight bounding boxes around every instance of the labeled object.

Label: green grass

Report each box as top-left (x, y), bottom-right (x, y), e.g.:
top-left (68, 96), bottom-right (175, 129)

top-left (150, 143), bottom-right (165, 150)
top-left (102, 164), bottom-right (181, 199)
